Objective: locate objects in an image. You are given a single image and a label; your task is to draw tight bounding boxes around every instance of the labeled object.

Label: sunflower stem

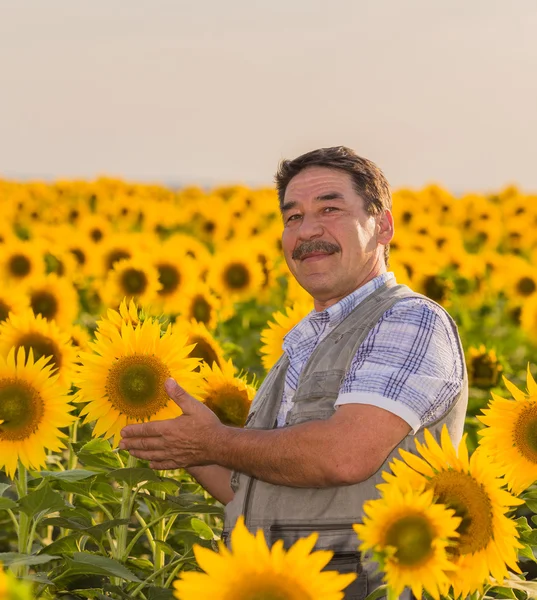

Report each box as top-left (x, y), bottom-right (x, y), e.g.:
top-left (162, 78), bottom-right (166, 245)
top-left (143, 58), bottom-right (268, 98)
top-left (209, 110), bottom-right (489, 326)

top-left (153, 488), bottom-right (167, 586)
top-left (113, 454), bottom-right (138, 586)
top-left (14, 461), bottom-right (30, 578)
top-left (67, 418), bottom-right (79, 471)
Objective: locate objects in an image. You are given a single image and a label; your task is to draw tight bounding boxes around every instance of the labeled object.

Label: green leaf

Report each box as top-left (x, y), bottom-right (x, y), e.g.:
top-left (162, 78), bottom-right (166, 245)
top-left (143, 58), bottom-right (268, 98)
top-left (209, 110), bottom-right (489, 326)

top-left (363, 584), bottom-right (389, 600)
top-left (0, 483), bottom-right (12, 496)
top-left (517, 542), bottom-right (537, 563)
top-left (154, 540), bottom-right (180, 557)
top-left (18, 482), bottom-right (67, 519)
top-left (190, 517), bottom-right (214, 540)
top-left (141, 480), bottom-right (180, 495)
top-left (77, 439), bottom-right (123, 471)
top-left (39, 534), bottom-right (80, 556)
top-left (35, 469), bottom-right (97, 482)
top-left (84, 518), bottom-right (131, 543)
top-left (57, 552), bottom-right (141, 583)
top-left (19, 573), bottom-right (55, 585)
top-left (0, 552), bottom-right (60, 566)
top-left (0, 497), bottom-right (17, 510)
top-left (109, 467), bottom-right (160, 487)
top-left (516, 516), bottom-right (532, 532)
top-left (524, 499), bottom-right (537, 513)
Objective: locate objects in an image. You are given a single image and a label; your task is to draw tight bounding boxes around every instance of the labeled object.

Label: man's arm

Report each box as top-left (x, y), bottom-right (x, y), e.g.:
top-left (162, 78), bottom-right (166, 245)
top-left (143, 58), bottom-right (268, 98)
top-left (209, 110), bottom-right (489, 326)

top-left (186, 465), bottom-right (234, 505)
top-left (120, 379), bottom-right (410, 487)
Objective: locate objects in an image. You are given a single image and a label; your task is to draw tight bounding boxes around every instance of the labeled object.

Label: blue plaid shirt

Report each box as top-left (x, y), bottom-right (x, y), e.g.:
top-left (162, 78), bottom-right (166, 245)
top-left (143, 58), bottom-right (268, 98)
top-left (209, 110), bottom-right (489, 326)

top-left (278, 272), bottom-right (464, 432)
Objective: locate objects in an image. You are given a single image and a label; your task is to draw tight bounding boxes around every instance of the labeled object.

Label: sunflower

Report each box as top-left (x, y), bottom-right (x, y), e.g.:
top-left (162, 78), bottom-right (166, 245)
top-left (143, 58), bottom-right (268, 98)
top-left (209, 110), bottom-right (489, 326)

top-left (467, 345), bottom-right (503, 389)
top-left (0, 562), bottom-right (35, 599)
top-left (0, 286), bottom-right (29, 323)
top-left (96, 298), bottom-right (142, 341)
top-left (173, 319), bottom-right (226, 371)
top-left (198, 359), bottom-right (256, 427)
top-left (173, 516), bottom-right (356, 600)
top-left (68, 324), bottom-right (92, 353)
top-left (354, 484), bottom-right (461, 600)
top-left (477, 366), bottom-right (537, 495)
top-left (76, 315), bottom-right (203, 446)
top-left (93, 232), bottom-right (141, 278)
top-left (0, 346), bottom-right (76, 478)
top-left (260, 302), bottom-right (313, 371)
top-left (0, 310), bottom-right (78, 389)
top-left (79, 212), bottom-right (113, 245)
top-left (23, 273), bottom-right (79, 330)
top-left (206, 245), bottom-right (264, 305)
top-left (384, 426), bottom-right (523, 597)
top-left (101, 257), bottom-right (162, 309)
top-left (149, 243), bottom-right (199, 314)
top-left (0, 238), bottom-right (45, 283)
top-left (175, 283), bottom-right (223, 331)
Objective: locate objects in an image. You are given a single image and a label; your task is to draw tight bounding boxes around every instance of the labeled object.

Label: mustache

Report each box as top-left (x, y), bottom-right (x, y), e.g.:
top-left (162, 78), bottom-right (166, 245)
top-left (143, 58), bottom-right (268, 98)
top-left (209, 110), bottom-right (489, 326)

top-left (292, 240), bottom-right (341, 260)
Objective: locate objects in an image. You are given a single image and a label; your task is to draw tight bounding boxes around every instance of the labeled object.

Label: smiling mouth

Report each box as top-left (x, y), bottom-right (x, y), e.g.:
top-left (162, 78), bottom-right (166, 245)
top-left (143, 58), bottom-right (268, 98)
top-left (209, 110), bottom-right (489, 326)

top-left (300, 252), bottom-right (334, 262)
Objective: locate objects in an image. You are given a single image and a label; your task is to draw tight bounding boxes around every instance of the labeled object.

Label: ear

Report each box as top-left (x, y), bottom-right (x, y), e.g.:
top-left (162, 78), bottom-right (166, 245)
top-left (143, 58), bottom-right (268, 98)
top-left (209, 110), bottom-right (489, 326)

top-left (377, 210), bottom-right (394, 245)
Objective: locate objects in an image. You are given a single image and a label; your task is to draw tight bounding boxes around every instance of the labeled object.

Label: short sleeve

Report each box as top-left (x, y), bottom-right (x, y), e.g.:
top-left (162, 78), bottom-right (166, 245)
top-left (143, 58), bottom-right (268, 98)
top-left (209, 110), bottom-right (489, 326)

top-left (334, 297), bottom-right (465, 433)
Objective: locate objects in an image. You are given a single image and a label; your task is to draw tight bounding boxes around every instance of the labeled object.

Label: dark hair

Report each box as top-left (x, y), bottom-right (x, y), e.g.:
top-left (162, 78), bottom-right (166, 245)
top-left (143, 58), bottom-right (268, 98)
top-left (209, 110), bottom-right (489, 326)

top-left (275, 146), bottom-right (392, 264)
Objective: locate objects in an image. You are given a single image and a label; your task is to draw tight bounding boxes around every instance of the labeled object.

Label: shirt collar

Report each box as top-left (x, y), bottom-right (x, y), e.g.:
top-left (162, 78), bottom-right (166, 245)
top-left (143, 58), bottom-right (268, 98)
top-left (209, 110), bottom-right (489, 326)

top-left (287, 272), bottom-right (396, 339)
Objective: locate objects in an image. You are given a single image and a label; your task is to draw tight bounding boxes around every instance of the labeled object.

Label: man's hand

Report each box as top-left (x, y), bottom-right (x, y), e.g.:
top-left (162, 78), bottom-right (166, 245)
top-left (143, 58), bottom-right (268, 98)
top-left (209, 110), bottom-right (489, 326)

top-left (119, 378), bottom-right (224, 469)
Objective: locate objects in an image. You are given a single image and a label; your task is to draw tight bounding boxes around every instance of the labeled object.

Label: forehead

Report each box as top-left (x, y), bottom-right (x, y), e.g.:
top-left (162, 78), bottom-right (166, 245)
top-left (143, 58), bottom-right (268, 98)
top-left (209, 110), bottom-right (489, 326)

top-left (284, 166), bottom-right (358, 202)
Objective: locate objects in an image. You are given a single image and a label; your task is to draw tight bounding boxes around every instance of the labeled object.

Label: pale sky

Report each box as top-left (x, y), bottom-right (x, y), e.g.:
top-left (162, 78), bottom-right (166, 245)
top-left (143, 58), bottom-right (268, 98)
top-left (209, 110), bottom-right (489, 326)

top-left (1, 0), bottom-right (536, 192)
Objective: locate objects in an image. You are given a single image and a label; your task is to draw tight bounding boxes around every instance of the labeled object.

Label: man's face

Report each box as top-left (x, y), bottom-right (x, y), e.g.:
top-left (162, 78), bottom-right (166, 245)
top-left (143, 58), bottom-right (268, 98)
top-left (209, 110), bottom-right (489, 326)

top-left (281, 166), bottom-right (392, 310)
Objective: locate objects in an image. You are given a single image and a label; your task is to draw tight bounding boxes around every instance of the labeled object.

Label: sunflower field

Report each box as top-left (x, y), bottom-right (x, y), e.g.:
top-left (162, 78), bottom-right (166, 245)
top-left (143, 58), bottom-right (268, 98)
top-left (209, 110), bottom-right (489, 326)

top-left (0, 178), bottom-right (536, 599)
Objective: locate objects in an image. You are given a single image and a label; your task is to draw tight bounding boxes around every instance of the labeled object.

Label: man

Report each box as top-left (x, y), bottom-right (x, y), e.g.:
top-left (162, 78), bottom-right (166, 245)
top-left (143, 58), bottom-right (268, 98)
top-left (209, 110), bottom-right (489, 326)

top-left (120, 146), bottom-right (467, 599)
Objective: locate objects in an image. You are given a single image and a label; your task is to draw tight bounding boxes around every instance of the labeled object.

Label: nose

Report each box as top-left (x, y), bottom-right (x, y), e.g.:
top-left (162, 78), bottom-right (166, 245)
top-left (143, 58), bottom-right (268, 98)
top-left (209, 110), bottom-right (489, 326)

top-left (296, 212), bottom-right (324, 241)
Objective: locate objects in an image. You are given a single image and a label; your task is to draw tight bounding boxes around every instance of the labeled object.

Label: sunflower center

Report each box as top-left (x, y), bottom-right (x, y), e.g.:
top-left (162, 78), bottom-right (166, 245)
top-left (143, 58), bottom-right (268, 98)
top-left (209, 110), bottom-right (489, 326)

top-left (18, 333), bottom-right (62, 372)
top-left (224, 575), bottom-right (311, 600)
top-left (106, 355), bottom-right (171, 419)
top-left (70, 248), bottom-right (86, 265)
top-left (30, 291), bottom-right (59, 320)
top-left (204, 384), bottom-right (250, 427)
top-left (121, 268), bottom-right (148, 295)
top-left (107, 250), bottom-right (131, 271)
top-left (90, 228), bottom-right (103, 242)
top-left (192, 296), bottom-right (211, 324)
top-left (157, 264), bottom-right (181, 295)
top-left (384, 514), bottom-right (434, 566)
top-left (471, 353), bottom-right (500, 387)
top-left (224, 264), bottom-right (250, 290)
top-left (423, 275), bottom-right (449, 303)
top-left (430, 471), bottom-right (493, 555)
top-left (514, 403), bottom-right (537, 462)
top-left (517, 277), bottom-right (536, 297)
top-left (9, 254), bottom-right (31, 277)
top-left (0, 378), bottom-right (45, 441)
top-left (0, 300), bottom-right (11, 322)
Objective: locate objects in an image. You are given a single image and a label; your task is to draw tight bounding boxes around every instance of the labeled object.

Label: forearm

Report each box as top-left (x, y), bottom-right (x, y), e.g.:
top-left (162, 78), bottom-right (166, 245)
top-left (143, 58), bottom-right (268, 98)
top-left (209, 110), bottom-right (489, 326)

top-left (209, 419), bottom-right (360, 487)
top-left (186, 465), bottom-right (234, 505)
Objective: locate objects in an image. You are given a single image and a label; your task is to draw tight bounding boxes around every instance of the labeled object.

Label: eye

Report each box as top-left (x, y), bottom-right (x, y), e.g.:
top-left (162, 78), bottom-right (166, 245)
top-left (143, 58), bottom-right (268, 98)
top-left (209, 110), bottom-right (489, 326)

top-left (323, 206), bottom-right (339, 213)
top-left (286, 214), bottom-right (302, 223)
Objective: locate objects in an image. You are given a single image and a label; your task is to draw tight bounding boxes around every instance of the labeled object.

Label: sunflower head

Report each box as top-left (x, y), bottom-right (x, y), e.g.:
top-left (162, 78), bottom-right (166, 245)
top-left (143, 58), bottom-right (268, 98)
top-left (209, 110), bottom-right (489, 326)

top-left (0, 346), bottom-right (76, 477)
top-left (354, 484), bottom-right (460, 600)
top-left (198, 359), bottom-right (256, 427)
top-left (388, 425), bottom-right (523, 597)
top-left (478, 365), bottom-right (537, 494)
top-left (76, 314), bottom-right (203, 446)
top-left (467, 344), bottom-right (503, 388)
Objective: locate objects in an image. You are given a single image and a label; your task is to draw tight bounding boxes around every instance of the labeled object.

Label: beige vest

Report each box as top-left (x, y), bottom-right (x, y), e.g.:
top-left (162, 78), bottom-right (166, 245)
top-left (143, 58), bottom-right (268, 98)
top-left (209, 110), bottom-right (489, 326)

top-left (224, 282), bottom-right (468, 599)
